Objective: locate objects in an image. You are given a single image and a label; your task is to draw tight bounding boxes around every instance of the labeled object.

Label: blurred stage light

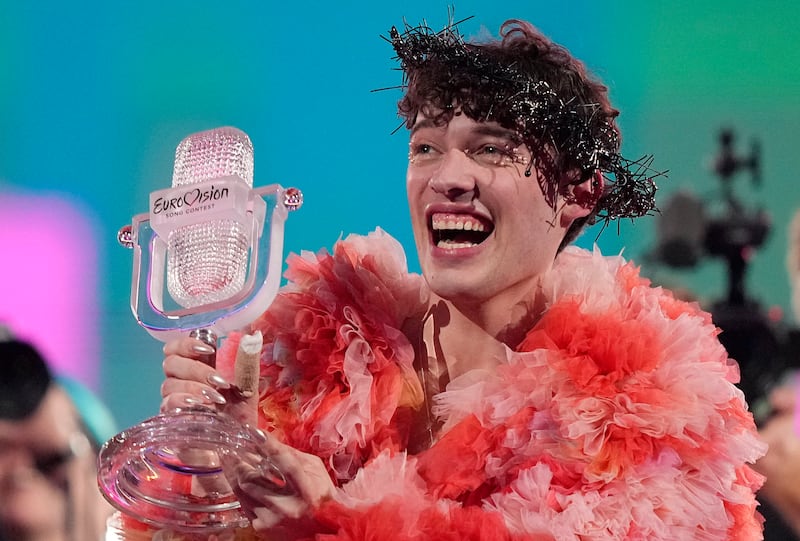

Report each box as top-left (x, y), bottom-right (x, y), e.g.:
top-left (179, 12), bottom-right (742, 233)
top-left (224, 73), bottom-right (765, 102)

top-left (0, 192), bottom-right (100, 388)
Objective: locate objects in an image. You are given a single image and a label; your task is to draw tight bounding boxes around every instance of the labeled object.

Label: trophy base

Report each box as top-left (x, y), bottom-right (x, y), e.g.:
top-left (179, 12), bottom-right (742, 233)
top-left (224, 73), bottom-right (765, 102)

top-left (105, 511), bottom-right (258, 540)
top-left (98, 407), bottom-right (285, 532)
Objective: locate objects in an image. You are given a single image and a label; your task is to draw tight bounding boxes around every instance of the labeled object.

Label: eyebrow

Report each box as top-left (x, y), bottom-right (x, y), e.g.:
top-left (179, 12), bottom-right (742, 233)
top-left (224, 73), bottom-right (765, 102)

top-left (410, 119), bottom-right (522, 143)
top-left (472, 125), bottom-right (523, 143)
top-left (409, 118), bottom-right (438, 136)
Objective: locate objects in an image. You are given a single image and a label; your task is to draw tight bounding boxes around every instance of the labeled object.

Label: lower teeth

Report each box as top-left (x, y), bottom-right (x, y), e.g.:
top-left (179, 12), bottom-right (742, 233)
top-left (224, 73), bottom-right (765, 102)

top-left (437, 240), bottom-right (476, 249)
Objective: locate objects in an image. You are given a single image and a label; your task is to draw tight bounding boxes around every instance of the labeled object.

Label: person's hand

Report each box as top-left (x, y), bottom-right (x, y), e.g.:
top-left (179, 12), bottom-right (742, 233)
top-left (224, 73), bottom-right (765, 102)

top-left (160, 336), bottom-right (258, 427)
top-left (225, 430), bottom-right (334, 540)
top-left (161, 335), bottom-right (333, 538)
top-left (754, 380), bottom-right (800, 535)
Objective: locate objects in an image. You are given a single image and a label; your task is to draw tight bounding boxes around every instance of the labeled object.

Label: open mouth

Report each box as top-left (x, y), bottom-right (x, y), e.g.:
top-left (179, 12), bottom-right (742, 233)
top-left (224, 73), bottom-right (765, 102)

top-left (430, 212), bottom-right (493, 249)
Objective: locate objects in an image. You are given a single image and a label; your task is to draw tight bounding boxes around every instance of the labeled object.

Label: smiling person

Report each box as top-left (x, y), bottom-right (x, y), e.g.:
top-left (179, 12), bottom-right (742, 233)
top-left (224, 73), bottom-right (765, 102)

top-left (156, 18), bottom-right (765, 540)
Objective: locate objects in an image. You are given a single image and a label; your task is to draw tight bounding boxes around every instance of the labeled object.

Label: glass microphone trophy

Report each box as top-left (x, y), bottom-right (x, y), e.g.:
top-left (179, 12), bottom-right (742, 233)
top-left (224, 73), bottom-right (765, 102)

top-left (98, 127), bottom-right (303, 536)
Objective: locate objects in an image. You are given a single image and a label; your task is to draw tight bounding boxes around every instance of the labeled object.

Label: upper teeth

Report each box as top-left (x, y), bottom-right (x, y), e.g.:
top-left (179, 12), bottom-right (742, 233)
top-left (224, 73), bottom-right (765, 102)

top-left (432, 213), bottom-right (486, 232)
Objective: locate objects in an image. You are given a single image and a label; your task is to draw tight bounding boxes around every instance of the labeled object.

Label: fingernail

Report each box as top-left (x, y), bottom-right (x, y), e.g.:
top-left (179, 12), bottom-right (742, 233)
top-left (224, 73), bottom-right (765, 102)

top-left (182, 396), bottom-right (203, 406)
top-left (193, 343), bottom-right (216, 354)
top-left (253, 428), bottom-right (268, 443)
top-left (201, 387), bottom-right (227, 405)
top-left (207, 373), bottom-right (231, 389)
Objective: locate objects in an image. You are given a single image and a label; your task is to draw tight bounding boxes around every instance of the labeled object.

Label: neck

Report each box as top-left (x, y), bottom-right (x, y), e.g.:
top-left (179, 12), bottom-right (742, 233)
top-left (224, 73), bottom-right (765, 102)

top-left (451, 273), bottom-right (548, 347)
top-left (403, 274), bottom-right (548, 449)
top-left (421, 276), bottom-right (547, 380)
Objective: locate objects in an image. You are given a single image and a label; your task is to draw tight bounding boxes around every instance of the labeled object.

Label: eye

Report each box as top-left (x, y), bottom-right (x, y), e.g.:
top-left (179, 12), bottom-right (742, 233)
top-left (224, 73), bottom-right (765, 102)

top-left (408, 142), bottom-right (440, 164)
top-left (470, 143), bottom-right (515, 166)
top-left (415, 143), bottom-right (433, 154)
top-left (35, 448), bottom-right (74, 479)
top-left (469, 140), bottom-right (530, 168)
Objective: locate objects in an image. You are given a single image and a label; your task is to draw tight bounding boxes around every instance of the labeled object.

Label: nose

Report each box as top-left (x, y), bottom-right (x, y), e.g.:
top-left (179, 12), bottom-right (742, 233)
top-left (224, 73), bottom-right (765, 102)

top-left (428, 149), bottom-right (478, 200)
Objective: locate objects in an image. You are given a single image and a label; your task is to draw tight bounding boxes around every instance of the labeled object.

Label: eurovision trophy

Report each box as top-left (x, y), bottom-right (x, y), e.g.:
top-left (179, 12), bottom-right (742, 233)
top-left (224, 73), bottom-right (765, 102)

top-left (98, 127), bottom-right (303, 536)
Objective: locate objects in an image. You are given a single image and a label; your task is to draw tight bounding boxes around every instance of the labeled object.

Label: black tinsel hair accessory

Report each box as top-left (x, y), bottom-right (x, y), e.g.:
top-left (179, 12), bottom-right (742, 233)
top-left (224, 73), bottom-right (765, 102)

top-left (383, 18), bottom-right (666, 226)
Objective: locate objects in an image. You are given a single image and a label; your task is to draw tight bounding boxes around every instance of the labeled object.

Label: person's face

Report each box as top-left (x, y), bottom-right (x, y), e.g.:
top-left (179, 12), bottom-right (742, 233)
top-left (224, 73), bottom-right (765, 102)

top-left (406, 111), bottom-right (589, 311)
top-left (0, 387), bottom-right (88, 541)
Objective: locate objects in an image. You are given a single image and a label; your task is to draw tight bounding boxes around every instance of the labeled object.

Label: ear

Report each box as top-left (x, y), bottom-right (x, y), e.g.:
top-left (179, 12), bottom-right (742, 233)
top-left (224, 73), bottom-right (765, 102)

top-left (560, 170), bottom-right (603, 226)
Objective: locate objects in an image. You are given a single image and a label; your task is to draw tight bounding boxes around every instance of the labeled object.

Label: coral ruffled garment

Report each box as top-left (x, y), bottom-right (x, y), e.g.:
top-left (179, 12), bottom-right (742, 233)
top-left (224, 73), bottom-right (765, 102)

top-left (209, 229), bottom-right (763, 540)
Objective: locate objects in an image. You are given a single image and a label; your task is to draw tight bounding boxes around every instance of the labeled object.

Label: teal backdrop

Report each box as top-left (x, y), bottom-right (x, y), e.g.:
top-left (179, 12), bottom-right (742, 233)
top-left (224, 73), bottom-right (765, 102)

top-left (1, 1), bottom-right (798, 429)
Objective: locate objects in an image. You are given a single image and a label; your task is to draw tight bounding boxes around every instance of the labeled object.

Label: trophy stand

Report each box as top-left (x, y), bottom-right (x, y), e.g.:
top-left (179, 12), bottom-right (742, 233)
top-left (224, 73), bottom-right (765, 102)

top-left (97, 127), bottom-right (303, 535)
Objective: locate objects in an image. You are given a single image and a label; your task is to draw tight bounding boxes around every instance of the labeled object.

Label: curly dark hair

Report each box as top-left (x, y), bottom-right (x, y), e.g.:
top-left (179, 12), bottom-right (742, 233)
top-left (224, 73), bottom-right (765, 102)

top-left (390, 18), bottom-right (660, 248)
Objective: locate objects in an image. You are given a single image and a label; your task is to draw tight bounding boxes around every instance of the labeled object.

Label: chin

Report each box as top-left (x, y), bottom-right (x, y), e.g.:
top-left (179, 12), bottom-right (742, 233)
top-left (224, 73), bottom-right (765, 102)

top-left (425, 273), bottom-right (493, 305)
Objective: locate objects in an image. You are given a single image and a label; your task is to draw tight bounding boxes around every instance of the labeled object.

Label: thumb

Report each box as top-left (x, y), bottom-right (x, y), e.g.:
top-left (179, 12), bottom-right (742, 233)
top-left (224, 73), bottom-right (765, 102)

top-left (216, 330), bottom-right (263, 426)
top-left (234, 331), bottom-right (263, 400)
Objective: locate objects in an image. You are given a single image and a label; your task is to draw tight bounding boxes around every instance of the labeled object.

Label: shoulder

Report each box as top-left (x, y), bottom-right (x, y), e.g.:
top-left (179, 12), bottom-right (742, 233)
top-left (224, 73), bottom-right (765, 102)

top-left (490, 246), bottom-right (767, 538)
top-left (278, 228), bottom-right (427, 327)
top-left (545, 245), bottom-right (707, 321)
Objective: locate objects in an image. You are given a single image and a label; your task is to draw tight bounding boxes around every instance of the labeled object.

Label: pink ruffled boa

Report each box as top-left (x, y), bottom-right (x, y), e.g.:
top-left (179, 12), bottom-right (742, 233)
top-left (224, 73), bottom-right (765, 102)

top-left (213, 228), bottom-right (766, 541)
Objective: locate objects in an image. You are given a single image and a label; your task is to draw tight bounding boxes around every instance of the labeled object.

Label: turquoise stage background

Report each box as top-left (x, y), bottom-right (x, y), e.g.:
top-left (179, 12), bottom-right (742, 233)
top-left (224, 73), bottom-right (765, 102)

top-left (1, 1), bottom-right (798, 428)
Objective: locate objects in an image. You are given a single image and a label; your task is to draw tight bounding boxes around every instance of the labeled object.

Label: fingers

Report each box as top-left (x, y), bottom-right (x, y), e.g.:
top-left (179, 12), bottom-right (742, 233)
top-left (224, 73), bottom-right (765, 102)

top-left (242, 435), bottom-right (323, 501)
top-left (239, 477), bottom-right (318, 535)
top-left (163, 335), bottom-right (216, 358)
top-left (273, 450), bottom-right (333, 508)
top-left (227, 462), bottom-right (302, 529)
top-left (160, 337), bottom-right (233, 413)
top-left (755, 412), bottom-right (800, 520)
top-left (224, 433), bottom-right (334, 534)
top-left (159, 381), bottom-right (229, 413)
top-left (770, 382), bottom-right (799, 414)
top-left (160, 392), bottom-right (202, 412)
top-left (162, 338), bottom-right (231, 388)
top-left (252, 507), bottom-right (284, 531)
top-left (161, 377), bottom-right (227, 402)
top-left (163, 342), bottom-right (226, 383)
top-left (758, 414), bottom-right (792, 453)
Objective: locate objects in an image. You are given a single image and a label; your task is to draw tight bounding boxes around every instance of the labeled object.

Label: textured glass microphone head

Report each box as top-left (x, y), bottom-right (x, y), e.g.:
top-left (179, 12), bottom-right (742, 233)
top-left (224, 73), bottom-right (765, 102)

top-left (172, 127), bottom-right (254, 188)
top-left (166, 127), bottom-right (255, 309)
